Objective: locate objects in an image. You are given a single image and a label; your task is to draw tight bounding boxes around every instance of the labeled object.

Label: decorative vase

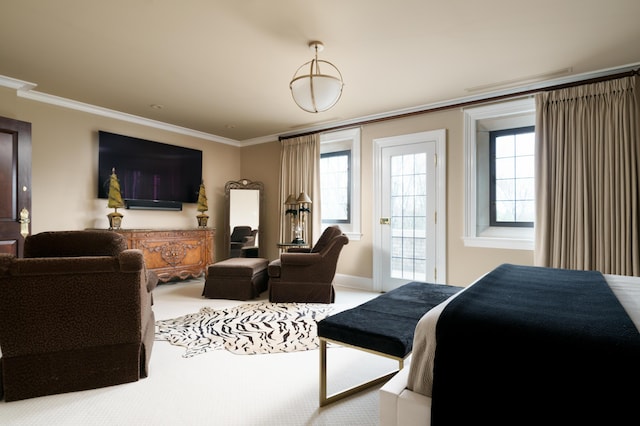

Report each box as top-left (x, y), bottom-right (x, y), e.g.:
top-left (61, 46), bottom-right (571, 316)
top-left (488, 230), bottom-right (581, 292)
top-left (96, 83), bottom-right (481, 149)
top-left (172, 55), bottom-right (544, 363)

top-left (197, 213), bottom-right (209, 228)
top-left (108, 211), bottom-right (123, 230)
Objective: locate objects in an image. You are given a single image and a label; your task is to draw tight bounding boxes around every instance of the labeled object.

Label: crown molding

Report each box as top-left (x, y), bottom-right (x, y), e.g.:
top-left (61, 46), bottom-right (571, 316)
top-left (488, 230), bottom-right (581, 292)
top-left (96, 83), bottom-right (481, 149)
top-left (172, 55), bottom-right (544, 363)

top-left (0, 74), bottom-right (240, 147)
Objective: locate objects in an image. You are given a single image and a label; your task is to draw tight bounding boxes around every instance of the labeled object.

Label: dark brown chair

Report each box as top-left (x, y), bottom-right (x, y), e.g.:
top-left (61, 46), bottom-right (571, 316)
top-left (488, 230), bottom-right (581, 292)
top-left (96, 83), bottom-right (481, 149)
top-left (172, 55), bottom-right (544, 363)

top-left (0, 230), bottom-right (157, 401)
top-left (268, 226), bottom-right (348, 303)
top-left (230, 226), bottom-right (258, 258)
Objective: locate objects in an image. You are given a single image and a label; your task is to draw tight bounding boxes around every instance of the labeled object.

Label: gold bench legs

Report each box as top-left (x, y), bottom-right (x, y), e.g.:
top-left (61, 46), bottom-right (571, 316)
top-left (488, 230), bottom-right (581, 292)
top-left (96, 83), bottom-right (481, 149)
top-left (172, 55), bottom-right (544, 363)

top-left (319, 337), bottom-right (405, 407)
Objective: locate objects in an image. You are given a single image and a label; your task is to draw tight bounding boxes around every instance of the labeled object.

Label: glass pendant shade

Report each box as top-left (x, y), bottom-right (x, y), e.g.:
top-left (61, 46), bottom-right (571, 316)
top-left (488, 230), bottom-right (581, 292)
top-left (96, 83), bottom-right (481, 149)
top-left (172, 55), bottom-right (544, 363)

top-left (290, 42), bottom-right (344, 113)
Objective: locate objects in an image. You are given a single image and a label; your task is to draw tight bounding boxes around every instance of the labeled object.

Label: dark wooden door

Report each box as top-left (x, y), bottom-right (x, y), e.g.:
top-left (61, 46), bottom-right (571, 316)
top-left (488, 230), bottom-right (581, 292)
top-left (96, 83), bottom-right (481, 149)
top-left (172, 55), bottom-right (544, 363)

top-left (0, 116), bottom-right (32, 257)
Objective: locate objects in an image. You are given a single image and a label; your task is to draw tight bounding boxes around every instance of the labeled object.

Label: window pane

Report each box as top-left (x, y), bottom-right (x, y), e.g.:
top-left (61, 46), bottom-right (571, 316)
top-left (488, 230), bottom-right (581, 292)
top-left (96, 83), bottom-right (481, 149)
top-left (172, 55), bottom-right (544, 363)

top-left (496, 200), bottom-right (515, 221)
top-left (495, 157), bottom-right (514, 179)
top-left (495, 179), bottom-right (515, 200)
top-left (515, 155), bottom-right (534, 178)
top-left (495, 135), bottom-right (514, 158)
top-left (515, 177), bottom-right (534, 199)
top-left (516, 132), bottom-right (535, 156)
top-left (516, 200), bottom-right (535, 222)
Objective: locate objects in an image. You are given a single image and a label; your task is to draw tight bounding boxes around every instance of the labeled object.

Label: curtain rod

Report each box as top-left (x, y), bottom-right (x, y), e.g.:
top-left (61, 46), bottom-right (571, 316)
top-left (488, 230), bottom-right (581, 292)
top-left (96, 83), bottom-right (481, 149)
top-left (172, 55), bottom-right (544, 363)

top-left (279, 68), bottom-right (639, 141)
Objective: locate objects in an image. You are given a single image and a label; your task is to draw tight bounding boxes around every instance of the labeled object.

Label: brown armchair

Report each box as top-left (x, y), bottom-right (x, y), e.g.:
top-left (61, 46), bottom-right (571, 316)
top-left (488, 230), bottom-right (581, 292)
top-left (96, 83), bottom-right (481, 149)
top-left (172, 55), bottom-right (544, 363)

top-left (268, 226), bottom-right (348, 303)
top-left (0, 230), bottom-right (157, 402)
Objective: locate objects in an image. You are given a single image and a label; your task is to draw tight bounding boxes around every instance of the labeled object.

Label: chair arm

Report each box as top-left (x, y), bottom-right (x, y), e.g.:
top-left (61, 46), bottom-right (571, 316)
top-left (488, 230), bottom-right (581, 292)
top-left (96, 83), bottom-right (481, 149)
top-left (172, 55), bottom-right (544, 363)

top-left (280, 252), bottom-right (323, 266)
top-left (118, 249), bottom-right (146, 272)
top-left (287, 247), bottom-right (312, 253)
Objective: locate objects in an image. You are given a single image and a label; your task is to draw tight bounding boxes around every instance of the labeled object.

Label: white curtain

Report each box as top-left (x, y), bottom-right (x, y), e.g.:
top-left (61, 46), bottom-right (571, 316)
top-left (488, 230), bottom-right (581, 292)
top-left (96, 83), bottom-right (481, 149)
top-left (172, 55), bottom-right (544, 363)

top-left (278, 134), bottom-right (321, 246)
top-left (535, 74), bottom-right (640, 275)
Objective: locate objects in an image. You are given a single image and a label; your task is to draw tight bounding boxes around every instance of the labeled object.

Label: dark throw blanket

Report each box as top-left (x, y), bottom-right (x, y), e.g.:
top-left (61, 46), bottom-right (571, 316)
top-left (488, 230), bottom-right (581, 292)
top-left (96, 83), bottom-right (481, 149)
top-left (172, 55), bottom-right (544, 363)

top-left (431, 264), bottom-right (640, 425)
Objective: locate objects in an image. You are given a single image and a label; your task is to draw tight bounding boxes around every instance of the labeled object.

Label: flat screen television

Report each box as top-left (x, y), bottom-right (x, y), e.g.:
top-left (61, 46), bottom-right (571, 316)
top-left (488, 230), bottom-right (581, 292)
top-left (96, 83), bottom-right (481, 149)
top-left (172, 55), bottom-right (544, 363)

top-left (97, 131), bottom-right (203, 210)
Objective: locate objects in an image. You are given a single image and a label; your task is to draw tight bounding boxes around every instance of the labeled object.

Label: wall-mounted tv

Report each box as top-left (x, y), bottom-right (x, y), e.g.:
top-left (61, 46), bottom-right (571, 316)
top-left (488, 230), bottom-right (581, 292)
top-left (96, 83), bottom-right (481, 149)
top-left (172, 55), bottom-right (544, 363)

top-left (97, 131), bottom-right (203, 210)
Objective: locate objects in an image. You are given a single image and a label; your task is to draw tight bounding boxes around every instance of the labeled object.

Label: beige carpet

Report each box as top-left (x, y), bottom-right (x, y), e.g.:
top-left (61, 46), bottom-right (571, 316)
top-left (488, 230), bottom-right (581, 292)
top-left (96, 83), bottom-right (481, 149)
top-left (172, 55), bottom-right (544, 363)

top-left (0, 278), bottom-right (398, 425)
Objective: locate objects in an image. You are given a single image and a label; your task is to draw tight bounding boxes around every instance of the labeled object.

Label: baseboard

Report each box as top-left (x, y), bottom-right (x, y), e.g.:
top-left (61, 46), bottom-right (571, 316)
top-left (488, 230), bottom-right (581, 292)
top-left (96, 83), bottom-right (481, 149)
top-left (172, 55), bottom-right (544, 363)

top-left (333, 273), bottom-right (373, 292)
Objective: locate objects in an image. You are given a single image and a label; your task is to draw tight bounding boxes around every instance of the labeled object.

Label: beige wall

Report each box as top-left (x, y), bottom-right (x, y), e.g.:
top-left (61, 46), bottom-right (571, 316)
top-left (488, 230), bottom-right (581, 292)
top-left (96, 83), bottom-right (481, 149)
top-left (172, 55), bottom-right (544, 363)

top-left (0, 88), bottom-right (240, 262)
top-left (1, 86), bottom-right (533, 287)
top-left (241, 108), bottom-right (533, 287)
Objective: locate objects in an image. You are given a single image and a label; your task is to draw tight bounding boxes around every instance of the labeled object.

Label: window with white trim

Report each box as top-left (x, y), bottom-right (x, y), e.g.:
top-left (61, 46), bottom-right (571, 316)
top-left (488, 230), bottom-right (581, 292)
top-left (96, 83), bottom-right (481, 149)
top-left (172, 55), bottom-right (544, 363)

top-left (463, 98), bottom-right (536, 250)
top-left (320, 128), bottom-right (361, 240)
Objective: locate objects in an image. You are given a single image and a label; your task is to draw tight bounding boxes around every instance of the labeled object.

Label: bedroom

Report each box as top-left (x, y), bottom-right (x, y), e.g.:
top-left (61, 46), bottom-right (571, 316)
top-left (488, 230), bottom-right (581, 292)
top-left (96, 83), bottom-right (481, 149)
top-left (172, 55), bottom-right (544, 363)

top-left (1, 1), bottom-right (639, 424)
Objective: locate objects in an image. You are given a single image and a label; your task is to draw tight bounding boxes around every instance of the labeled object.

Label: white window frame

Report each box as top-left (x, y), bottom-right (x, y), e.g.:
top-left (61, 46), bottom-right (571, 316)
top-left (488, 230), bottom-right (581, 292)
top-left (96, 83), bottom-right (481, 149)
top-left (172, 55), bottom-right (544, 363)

top-left (320, 127), bottom-right (362, 241)
top-left (463, 98), bottom-right (535, 250)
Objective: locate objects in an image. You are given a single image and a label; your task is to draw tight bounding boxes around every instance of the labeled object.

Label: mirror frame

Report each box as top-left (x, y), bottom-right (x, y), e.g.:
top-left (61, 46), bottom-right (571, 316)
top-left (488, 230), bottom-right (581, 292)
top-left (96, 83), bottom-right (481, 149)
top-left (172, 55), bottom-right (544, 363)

top-left (224, 178), bottom-right (264, 258)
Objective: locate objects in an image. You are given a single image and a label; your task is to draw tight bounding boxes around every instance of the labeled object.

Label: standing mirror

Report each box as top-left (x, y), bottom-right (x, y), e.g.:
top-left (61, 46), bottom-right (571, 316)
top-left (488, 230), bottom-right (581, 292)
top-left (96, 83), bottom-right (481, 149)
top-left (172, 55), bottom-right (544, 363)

top-left (224, 179), bottom-right (263, 258)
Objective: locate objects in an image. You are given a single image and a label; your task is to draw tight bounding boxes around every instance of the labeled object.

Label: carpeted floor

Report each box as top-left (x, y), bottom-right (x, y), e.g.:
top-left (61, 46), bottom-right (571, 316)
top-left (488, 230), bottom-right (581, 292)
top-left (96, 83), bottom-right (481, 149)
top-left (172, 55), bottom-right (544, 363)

top-left (0, 278), bottom-right (397, 425)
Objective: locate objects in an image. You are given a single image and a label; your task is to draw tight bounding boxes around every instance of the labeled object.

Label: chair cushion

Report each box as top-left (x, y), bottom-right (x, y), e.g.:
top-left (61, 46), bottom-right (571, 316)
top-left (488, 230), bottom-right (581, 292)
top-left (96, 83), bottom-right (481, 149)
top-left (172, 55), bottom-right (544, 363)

top-left (208, 258), bottom-right (268, 278)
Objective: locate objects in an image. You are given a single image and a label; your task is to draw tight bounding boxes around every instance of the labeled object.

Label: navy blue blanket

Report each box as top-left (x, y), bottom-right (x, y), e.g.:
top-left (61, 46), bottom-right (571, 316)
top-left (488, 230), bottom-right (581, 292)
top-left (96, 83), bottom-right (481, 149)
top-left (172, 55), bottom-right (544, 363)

top-left (431, 264), bottom-right (640, 425)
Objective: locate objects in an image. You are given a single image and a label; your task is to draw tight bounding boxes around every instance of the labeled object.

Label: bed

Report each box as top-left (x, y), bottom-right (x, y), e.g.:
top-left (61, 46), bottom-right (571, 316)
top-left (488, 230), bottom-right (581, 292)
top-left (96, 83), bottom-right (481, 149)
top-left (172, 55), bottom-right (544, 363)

top-left (380, 263), bottom-right (640, 426)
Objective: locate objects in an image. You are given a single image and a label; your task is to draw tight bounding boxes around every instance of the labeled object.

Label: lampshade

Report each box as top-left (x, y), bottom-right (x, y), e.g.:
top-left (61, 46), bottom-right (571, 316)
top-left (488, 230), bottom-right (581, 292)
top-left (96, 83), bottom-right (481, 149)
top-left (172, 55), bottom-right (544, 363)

top-left (296, 192), bottom-right (312, 204)
top-left (284, 194), bottom-right (298, 205)
top-left (290, 41), bottom-right (344, 113)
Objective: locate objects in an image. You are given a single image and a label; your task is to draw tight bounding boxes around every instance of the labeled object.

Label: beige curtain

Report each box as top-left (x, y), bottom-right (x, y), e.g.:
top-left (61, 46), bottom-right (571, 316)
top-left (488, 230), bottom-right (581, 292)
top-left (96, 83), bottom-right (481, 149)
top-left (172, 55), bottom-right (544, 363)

top-left (278, 134), bottom-right (321, 246)
top-left (535, 75), bottom-right (640, 275)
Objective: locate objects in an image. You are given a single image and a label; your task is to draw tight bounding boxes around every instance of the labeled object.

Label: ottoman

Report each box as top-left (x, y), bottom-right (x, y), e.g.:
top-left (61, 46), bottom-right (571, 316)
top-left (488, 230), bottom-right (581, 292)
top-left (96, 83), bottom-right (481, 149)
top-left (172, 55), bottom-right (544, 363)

top-left (202, 257), bottom-right (269, 300)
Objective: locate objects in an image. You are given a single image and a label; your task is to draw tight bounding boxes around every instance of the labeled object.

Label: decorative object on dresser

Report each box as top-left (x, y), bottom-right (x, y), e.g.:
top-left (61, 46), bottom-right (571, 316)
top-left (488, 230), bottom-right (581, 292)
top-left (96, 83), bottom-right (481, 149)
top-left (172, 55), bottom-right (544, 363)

top-left (106, 168), bottom-right (124, 229)
top-left (196, 181), bottom-right (209, 228)
top-left (113, 228), bottom-right (214, 283)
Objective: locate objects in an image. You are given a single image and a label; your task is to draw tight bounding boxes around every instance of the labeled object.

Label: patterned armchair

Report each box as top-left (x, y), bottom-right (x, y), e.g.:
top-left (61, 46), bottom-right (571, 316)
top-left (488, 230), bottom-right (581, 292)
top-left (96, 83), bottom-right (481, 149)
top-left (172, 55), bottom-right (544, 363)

top-left (0, 230), bottom-right (157, 401)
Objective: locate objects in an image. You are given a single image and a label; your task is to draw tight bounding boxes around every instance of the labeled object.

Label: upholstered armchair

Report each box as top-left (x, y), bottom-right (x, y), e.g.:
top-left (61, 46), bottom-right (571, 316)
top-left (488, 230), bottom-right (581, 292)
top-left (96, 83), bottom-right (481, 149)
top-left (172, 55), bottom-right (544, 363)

top-left (229, 226), bottom-right (258, 257)
top-left (268, 226), bottom-right (348, 303)
top-left (0, 230), bottom-right (157, 402)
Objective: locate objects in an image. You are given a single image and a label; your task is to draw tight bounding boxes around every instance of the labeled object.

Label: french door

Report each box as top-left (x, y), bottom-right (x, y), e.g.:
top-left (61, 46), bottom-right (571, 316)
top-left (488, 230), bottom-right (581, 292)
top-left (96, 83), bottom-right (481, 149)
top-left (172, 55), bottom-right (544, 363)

top-left (373, 130), bottom-right (446, 292)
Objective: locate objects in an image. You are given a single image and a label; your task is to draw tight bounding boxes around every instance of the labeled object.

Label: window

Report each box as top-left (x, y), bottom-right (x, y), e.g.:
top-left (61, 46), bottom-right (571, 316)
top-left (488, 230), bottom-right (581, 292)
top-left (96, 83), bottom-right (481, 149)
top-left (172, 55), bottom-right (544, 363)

top-left (320, 150), bottom-right (351, 223)
top-left (320, 128), bottom-right (361, 240)
top-left (490, 126), bottom-right (535, 227)
top-left (463, 98), bottom-right (535, 250)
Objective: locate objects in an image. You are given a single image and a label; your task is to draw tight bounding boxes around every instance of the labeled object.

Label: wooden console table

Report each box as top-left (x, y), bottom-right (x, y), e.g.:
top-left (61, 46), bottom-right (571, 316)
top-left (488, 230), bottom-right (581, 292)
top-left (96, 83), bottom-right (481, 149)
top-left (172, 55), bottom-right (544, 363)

top-left (114, 228), bottom-right (215, 283)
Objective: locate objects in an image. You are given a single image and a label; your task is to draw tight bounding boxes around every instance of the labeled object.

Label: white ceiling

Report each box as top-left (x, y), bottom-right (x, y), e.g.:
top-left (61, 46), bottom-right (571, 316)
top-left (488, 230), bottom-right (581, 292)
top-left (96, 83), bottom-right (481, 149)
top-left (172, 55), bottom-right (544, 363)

top-left (1, 0), bottom-right (639, 144)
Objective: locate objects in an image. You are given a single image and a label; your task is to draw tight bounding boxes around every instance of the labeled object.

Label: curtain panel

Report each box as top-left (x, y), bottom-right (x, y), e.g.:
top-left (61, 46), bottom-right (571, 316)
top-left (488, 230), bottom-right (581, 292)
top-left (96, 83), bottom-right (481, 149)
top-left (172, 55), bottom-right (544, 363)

top-left (278, 134), bottom-right (321, 245)
top-left (535, 75), bottom-right (640, 275)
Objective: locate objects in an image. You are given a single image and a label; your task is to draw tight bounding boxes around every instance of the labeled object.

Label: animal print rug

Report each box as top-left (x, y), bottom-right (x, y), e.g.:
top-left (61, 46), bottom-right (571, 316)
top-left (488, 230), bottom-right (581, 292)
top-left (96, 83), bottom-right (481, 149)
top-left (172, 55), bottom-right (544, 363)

top-left (155, 302), bottom-right (333, 357)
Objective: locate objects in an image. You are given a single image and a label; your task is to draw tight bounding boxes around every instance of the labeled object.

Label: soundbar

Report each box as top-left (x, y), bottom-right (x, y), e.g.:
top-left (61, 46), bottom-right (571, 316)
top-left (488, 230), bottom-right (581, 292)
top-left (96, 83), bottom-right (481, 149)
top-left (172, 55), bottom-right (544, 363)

top-left (124, 199), bottom-right (183, 211)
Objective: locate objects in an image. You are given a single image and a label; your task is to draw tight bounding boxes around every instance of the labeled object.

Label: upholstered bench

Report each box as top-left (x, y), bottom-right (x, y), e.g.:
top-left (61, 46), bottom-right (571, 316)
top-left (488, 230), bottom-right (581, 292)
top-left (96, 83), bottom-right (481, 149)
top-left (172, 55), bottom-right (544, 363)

top-left (202, 257), bottom-right (269, 300)
top-left (316, 281), bottom-right (462, 406)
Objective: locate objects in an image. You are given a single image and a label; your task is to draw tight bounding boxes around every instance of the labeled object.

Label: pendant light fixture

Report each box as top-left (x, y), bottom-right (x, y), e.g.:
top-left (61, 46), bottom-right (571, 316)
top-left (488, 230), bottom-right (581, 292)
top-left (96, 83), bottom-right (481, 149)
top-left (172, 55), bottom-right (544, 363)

top-left (289, 41), bottom-right (344, 113)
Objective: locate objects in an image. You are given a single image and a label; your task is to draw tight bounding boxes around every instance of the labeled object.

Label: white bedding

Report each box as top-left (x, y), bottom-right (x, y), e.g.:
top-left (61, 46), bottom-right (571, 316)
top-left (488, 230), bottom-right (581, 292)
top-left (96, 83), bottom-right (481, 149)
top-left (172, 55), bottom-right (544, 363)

top-left (380, 273), bottom-right (640, 426)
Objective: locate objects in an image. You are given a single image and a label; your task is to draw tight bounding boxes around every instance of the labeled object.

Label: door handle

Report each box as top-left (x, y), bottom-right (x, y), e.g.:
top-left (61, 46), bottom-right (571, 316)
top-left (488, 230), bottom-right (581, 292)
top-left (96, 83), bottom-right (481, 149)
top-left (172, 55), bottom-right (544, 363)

top-left (19, 207), bottom-right (30, 238)
top-left (379, 217), bottom-right (390, 225)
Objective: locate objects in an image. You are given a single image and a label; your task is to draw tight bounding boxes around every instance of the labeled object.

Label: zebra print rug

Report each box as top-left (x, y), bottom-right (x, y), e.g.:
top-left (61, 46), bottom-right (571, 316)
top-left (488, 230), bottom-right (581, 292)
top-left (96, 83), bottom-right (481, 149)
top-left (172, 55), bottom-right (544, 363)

top-left (155, 302), bottom-right (333, 357)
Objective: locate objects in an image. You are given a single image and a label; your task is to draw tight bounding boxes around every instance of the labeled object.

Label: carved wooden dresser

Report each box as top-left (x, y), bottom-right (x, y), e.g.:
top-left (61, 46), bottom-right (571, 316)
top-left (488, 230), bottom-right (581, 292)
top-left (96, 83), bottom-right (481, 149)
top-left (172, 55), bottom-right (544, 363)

top-left (114, 228), bottom-right (215, 282)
